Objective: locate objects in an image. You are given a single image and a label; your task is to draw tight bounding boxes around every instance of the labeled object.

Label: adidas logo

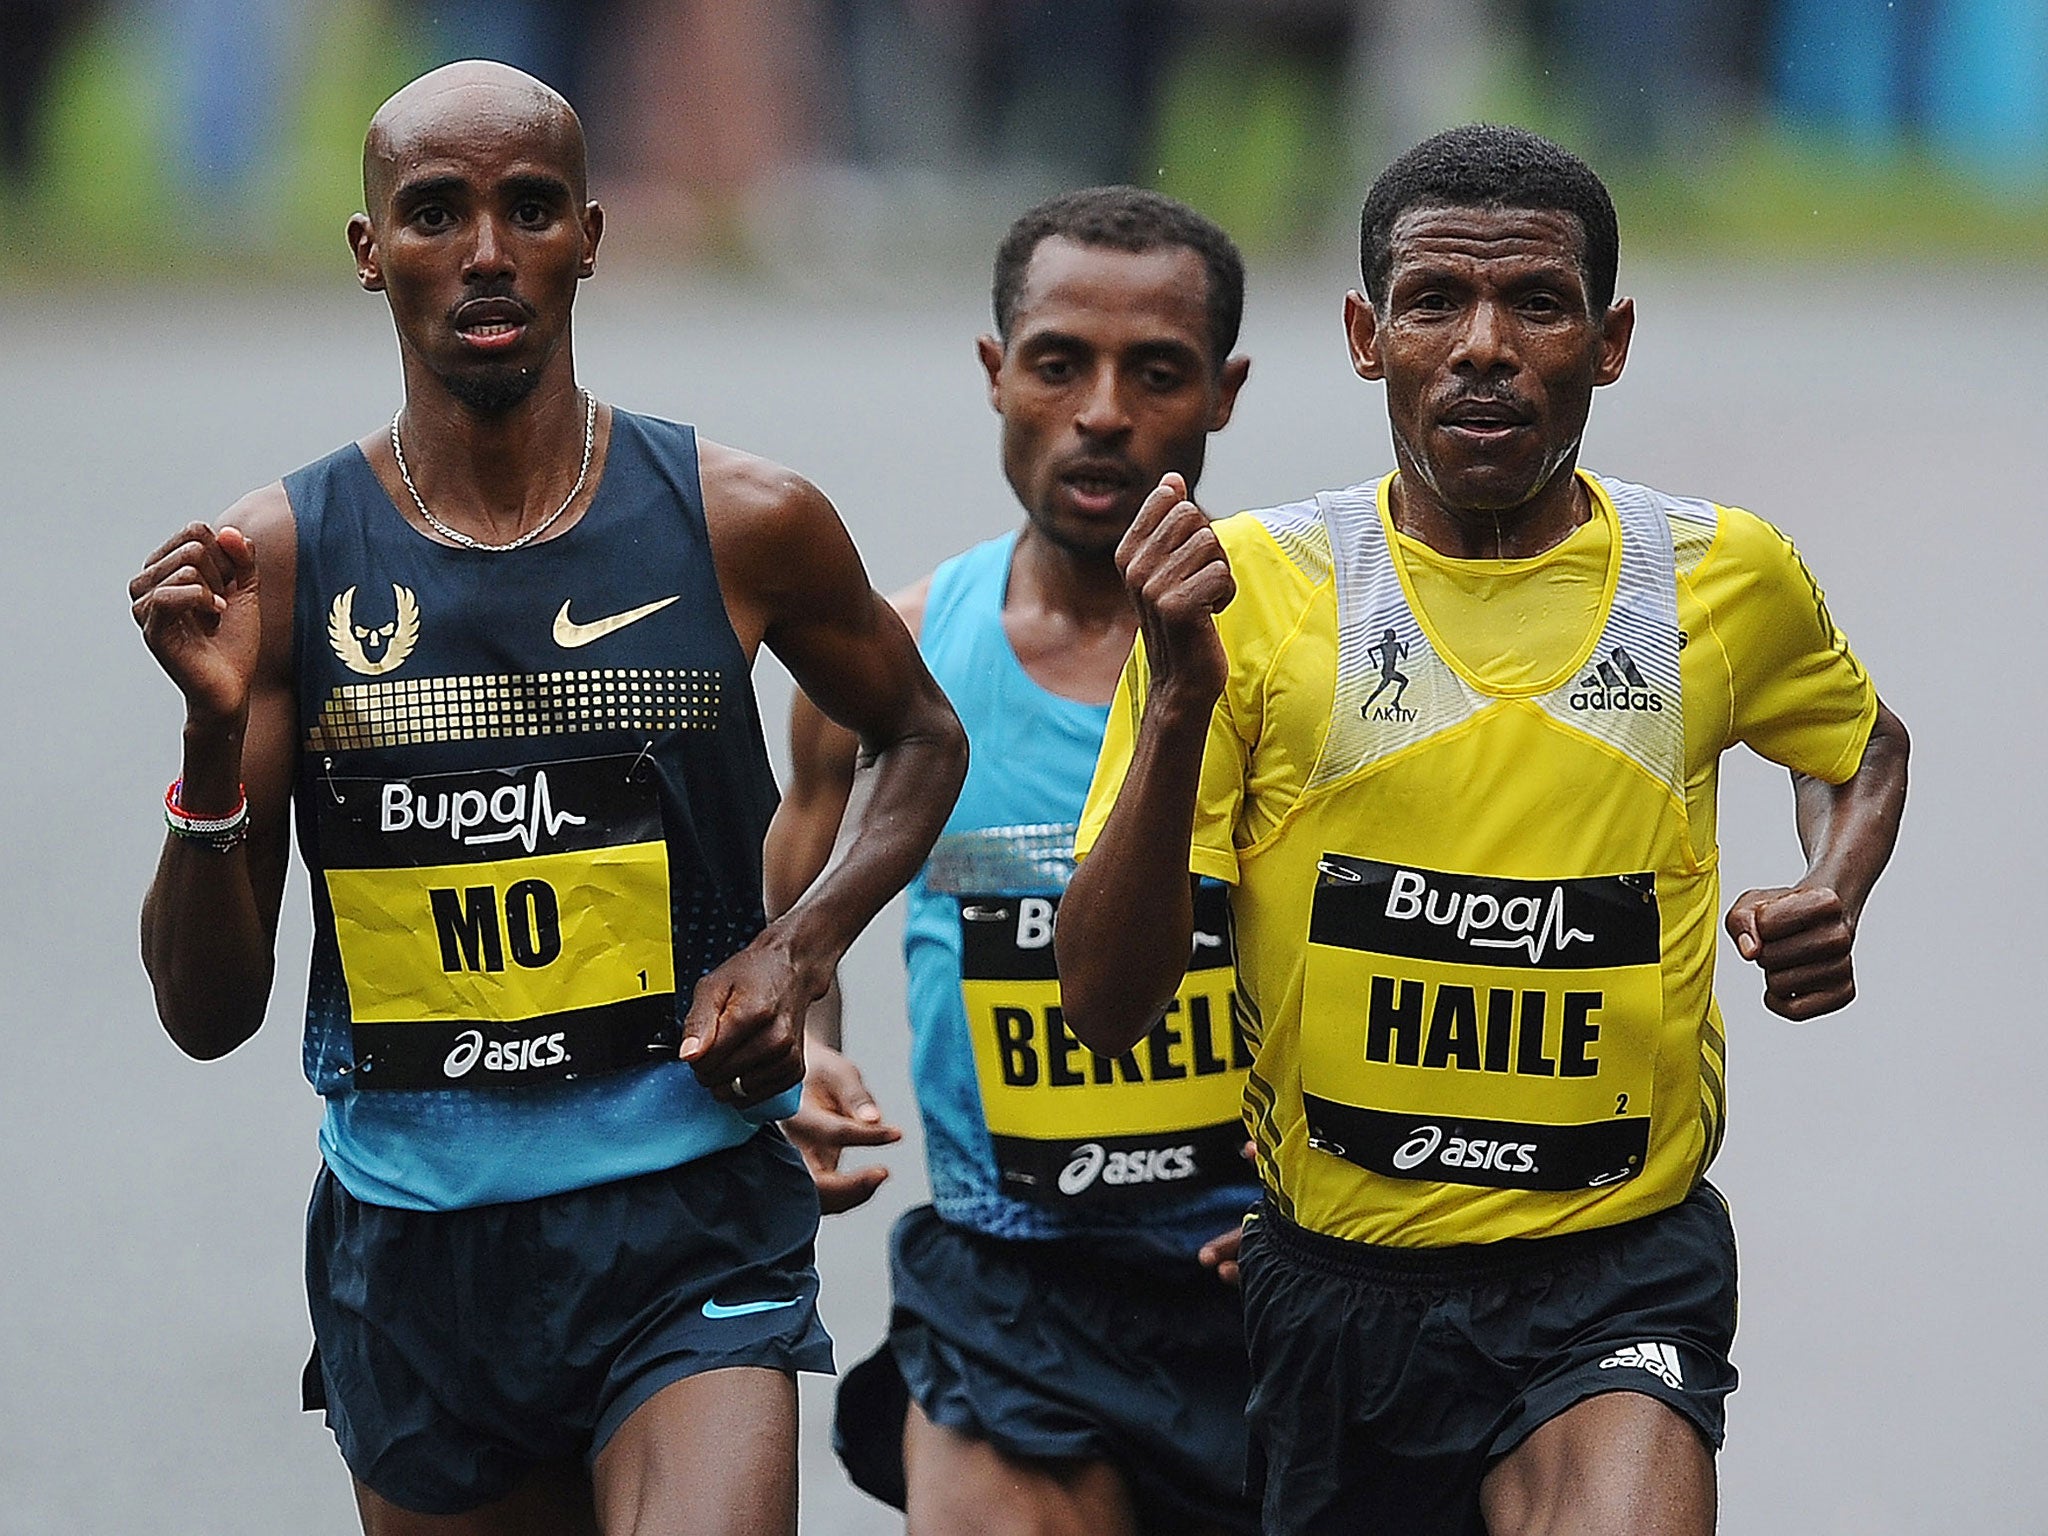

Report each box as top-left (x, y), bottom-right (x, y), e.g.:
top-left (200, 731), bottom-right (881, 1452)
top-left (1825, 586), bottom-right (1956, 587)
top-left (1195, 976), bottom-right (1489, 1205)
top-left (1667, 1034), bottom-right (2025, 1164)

top-left (1597, 1340), bottom-right (1685, 1391)
top-left (1569, 645), bottom-right (1663, 713)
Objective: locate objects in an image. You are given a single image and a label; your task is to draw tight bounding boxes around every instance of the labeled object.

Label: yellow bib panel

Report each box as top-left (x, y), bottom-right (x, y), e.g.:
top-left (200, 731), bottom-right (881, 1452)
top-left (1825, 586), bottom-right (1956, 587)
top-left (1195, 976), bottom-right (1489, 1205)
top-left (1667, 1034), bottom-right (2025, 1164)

top-left (316, 753), bottom-right (680, 1088)
top-left (958, 882), bottom-right (1250, 1205)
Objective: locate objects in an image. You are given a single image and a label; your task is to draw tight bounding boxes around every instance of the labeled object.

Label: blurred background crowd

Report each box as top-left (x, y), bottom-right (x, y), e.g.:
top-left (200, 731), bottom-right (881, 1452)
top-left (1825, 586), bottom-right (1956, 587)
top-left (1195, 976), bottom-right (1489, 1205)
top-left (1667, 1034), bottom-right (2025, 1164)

top-left (2, 0), bottom-right (2043, 277)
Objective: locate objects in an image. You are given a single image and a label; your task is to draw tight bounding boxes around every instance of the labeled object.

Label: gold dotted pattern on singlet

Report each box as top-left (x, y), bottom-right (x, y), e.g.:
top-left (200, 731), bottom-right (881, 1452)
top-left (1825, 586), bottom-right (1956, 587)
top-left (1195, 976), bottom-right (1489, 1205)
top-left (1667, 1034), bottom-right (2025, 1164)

top-left (305, 668), bottom-right (722, 752)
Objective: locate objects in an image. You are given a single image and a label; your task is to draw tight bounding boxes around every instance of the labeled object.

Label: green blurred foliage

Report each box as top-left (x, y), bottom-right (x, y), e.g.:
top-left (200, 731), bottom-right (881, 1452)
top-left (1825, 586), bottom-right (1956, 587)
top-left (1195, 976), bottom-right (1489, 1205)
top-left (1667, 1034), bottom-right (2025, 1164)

top-left (2, 0), bottom-right (421, 280)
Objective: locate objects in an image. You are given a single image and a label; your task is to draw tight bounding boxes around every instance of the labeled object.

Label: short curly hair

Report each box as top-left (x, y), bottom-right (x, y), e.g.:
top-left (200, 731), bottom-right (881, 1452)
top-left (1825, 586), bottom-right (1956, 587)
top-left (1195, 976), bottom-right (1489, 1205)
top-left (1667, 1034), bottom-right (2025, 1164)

top-left (993, 186), bottom-right (1246, 373)
top-left (1358, 125), bottom-right (1618, 314)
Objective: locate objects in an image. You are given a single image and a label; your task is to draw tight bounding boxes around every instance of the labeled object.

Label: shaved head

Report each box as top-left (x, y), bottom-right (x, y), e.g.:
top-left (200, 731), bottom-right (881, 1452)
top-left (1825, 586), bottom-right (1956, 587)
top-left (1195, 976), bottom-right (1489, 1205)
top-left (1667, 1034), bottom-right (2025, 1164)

top-left (363, 61), bottom-right (587, 213)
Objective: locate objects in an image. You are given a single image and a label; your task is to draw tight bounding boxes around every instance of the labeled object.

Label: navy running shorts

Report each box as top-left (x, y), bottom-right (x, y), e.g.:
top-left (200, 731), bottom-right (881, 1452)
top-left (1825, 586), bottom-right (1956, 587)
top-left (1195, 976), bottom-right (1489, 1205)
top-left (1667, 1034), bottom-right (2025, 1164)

top-left (303, 1128), bottom-right (834, 1515)
top-left (834, 1203), bottom-right (1259, 1536)
top-left (1238, 1180), bottom-right (1739, 1536)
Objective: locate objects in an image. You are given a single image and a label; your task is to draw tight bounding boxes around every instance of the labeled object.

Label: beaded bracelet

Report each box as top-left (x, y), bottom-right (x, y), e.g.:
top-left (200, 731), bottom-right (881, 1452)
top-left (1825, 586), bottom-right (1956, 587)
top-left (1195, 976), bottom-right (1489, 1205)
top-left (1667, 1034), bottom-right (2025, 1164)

top-left (164, 779), bottom-right (251, 853)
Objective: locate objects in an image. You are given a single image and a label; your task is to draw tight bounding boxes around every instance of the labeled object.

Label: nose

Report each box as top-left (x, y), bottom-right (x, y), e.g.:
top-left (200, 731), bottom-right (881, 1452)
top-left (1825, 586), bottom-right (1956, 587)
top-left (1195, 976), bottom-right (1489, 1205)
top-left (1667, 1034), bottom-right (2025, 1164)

top-left (463, 213), bottom-right (514, 283)
top-left (1450, 297), bottom-right (1515, 377)
top-left (1073, 363), bottom-right (1131, 440)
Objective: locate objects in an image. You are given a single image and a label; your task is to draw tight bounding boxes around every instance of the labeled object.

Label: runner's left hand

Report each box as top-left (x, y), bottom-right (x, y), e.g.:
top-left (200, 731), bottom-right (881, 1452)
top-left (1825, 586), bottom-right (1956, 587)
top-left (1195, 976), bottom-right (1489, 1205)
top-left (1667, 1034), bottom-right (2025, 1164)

top-left (1198, 1142), bottom-right (1259, 1286)
top-left (680, 935), bottom-right (818, 1106)
top-left (1725, 884), bottom-right (1856, 1020)
top-left (783, 1043), bottom-right (902, 1213)
top-left (1198, 1224), bottom-right (1245, 1286)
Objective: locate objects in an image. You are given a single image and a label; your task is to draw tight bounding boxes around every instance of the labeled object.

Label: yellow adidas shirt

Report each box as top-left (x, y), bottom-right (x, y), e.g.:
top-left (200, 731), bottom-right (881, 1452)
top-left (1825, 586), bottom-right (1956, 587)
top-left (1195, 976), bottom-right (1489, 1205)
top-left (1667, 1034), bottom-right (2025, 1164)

top-left (1077, 470), bottom-right (1877, 1246)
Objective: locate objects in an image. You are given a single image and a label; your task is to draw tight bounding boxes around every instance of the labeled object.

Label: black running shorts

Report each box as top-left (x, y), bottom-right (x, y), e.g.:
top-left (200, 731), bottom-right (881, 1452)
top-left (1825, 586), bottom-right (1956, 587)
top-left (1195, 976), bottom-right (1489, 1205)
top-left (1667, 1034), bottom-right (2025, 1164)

top-left (303, 1129), bottom-right (834, 1515)
top-left (1240, 1182), bottom-right (1739, 1536)
top-left (834, 1203), bottom-right (1260, 1535)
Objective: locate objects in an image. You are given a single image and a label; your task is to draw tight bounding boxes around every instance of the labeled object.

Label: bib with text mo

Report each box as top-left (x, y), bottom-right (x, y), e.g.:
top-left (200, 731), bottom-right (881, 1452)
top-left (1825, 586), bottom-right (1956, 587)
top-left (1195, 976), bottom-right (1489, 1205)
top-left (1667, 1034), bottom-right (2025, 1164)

top-left (316, 753), bottom-right (677, 1089)
top-left (960, 884), bottom-right (1251, 1208)
top-left (1301, 855), bottom-right (1661, 1191)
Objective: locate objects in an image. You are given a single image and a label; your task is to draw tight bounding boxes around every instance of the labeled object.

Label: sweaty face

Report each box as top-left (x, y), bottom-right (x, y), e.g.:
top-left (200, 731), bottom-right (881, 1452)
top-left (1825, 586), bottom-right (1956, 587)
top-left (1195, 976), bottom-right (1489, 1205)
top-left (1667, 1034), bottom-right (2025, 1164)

top-left (357, 88), bottom-right (597, 413)
top-left (1355, 205), bottom-right (1626, 516)
top-left (986, 238), bottom-right (1234, 558)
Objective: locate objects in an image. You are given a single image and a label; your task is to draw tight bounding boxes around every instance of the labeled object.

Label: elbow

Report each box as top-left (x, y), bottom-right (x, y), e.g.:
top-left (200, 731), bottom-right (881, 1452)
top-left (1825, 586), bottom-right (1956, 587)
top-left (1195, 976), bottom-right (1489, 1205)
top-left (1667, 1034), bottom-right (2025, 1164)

top-left (1054, 926), bottom-right (1164, 1058)
top-left (143, 949), bottom-right (267, 1061)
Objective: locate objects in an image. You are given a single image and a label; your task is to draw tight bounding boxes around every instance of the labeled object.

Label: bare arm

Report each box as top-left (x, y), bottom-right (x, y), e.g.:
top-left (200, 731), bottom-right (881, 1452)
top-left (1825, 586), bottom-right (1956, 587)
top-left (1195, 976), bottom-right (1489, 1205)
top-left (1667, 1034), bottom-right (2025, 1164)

top-left (1058, 473), bottom-right (1232, 1056)
top-left (1725, 699), bottom-right (1909, 1020)
top-left (132, 489), bottom-right (299, 1059)
top-left (689, 445), bottom-right (967, 1105)
top-left (760, 582), bottom-right (930, 1210)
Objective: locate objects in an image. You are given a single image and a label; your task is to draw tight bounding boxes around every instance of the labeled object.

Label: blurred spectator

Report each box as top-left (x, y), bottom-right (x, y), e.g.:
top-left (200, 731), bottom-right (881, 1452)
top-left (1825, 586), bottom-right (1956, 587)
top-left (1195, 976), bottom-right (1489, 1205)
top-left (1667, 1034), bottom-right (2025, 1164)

top-left (1525, 0), bottom-right (1772, 159)
top-left (153, 0), bottom-right (313, 193)
top-left (1775, 0), bottom-right (2048, 181)
top-left (0, 0), bottom-right (87, 187)
top-left (406, 0), bottom-right (621, 119)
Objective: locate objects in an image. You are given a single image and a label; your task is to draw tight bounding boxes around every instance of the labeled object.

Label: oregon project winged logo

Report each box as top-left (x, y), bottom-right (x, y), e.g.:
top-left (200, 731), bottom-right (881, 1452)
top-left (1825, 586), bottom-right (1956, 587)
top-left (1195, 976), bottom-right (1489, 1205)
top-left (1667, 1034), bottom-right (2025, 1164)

top-left (328, 584), bottom-right (421, 676)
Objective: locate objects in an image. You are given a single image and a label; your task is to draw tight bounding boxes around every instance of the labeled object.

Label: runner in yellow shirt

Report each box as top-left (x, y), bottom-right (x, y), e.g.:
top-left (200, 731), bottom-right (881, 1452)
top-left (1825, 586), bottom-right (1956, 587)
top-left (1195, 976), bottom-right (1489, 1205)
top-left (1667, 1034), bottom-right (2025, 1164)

top-left (1058, 125), bottom-right (1909, 1536)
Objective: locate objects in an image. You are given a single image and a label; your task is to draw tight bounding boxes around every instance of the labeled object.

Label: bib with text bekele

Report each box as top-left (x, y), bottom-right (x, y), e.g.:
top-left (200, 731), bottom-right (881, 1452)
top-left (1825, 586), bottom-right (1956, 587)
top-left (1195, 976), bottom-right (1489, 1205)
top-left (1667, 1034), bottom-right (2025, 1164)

top-left (1301, 854), bottom-right (1660, 1191)
top-left (960, 884), bottom-right (1249, 1208)
top-left (316, 752), bottom-right (677, 1089)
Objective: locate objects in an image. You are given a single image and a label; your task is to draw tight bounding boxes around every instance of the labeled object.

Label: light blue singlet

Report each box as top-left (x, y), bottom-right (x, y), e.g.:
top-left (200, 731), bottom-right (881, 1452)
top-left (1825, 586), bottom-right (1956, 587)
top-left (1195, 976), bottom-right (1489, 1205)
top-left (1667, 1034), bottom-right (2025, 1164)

top-left (904, 533), bottom-right (1260, 1257)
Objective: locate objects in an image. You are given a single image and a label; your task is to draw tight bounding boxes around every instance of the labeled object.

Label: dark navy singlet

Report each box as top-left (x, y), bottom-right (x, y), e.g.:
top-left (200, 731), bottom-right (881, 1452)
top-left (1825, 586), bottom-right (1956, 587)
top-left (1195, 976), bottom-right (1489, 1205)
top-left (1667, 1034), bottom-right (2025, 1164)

top-left (286, 410), bottom-right (797, 1211)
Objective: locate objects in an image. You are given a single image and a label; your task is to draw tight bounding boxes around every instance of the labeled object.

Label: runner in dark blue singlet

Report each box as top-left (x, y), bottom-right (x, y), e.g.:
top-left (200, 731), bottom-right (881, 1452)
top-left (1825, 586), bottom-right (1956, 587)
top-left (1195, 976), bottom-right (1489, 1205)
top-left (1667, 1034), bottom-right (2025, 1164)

top-left (128, 61), bottom-right (965, 1536)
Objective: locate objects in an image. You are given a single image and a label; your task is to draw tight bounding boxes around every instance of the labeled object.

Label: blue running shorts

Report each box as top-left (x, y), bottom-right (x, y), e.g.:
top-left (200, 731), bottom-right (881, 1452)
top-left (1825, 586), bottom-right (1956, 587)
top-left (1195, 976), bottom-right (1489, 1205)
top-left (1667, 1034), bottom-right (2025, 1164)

top-left (835, 1203), bottom-right (1259, 1535)
top-left (303, 1128), bottom-right (834, 1515)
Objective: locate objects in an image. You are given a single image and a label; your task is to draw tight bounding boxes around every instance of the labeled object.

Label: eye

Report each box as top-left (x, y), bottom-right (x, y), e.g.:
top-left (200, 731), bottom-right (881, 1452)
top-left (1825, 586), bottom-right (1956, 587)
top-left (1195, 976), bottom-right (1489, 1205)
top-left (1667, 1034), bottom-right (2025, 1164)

top-left (511, 200), bottom-right (550, 228)
top-left (1140, 362), bottom-right (1187, 392)
top-left (411, 204), bottom-right (454, 232)
top-left (1034, 356), bottom-right (1077, 385)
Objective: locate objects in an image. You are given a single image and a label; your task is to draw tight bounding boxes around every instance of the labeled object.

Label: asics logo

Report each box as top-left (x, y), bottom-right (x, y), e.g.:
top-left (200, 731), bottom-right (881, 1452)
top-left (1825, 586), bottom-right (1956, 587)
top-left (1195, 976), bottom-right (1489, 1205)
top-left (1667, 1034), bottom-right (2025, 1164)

top-left (552, 594), bottom-right (681, 649)
top-left (1058, 1141), bottom-right (1197, 1194)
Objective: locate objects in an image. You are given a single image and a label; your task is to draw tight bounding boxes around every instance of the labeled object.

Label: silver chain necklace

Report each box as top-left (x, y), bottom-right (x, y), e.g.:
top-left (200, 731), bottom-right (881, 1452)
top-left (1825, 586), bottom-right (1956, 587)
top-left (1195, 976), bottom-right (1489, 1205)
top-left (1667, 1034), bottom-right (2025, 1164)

top-left (390, 389), bottom-right (597, 552)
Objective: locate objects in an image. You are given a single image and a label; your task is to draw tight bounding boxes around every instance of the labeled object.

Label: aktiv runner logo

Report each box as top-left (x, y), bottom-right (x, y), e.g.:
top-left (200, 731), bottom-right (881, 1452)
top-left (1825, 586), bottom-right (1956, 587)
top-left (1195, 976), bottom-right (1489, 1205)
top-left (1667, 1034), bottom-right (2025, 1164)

top-left (1570, 644), bottom-right (1663, 713)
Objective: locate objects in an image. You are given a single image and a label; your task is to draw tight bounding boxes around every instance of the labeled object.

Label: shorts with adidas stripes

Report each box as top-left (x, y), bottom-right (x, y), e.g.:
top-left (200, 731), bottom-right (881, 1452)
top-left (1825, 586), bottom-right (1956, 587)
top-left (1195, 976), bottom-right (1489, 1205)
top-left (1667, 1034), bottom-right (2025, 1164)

top-left (1238, 1181), bottom-right (1738, 1536)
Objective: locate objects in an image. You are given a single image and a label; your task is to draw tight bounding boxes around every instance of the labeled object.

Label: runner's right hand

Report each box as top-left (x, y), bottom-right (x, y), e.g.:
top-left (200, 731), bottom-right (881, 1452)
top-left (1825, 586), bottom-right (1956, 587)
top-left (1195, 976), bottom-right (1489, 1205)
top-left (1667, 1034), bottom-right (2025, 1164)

top-left (130, 522), bottom-right (261, 725)
top-left (783, 1043), bottom-right (902, 1214)
top-left (1116, 473), bottom-right (1234, 709)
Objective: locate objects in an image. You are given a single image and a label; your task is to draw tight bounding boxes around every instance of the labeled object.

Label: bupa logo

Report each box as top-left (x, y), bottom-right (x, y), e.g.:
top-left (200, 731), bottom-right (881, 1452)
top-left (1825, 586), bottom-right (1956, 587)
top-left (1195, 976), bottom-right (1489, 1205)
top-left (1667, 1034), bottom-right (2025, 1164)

top-left (1056, 1142), bottom-right (1198, 1195)
top-left (1383, 867), bottom-right (1594, 963)
top-left (1389, 1122), bottom-right (1539, 1177)
top-left (382, 768), bottom-right (587, 852)
top-left (1569, 645), bottom-right (1663, 713)
top-left (442, 1029), bottom-right (569, 1079)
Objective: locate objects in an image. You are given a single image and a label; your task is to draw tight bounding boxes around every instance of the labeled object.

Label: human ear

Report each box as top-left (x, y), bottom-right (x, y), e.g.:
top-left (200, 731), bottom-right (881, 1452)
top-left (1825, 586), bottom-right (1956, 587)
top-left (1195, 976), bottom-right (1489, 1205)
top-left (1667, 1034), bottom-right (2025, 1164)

top-left (1345, 290), bottom-right (1384, 381)
top-left (347, 213), bottom-right (383, 292)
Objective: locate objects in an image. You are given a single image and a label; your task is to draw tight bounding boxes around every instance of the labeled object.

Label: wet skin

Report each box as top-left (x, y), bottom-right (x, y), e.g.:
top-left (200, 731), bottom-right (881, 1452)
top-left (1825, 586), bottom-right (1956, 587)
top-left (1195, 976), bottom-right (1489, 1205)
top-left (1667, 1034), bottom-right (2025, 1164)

top-left (1345, 204), bottom-right (1635, 559)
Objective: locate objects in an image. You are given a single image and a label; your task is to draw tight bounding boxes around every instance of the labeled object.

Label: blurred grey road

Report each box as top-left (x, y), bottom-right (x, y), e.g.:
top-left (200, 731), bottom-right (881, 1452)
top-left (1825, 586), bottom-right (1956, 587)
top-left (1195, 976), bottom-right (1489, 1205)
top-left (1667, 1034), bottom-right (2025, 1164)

top-left (1, 260), bottom-right (2041, 1534)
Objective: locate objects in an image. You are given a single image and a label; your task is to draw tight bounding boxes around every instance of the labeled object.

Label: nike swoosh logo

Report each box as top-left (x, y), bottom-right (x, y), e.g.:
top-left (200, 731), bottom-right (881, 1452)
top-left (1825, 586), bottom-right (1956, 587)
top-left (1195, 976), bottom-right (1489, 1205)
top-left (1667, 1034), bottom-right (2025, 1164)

top-left (552, 594), bottom-right (681, 648)
top-left (701, 1296), bottom-right (804, 1320)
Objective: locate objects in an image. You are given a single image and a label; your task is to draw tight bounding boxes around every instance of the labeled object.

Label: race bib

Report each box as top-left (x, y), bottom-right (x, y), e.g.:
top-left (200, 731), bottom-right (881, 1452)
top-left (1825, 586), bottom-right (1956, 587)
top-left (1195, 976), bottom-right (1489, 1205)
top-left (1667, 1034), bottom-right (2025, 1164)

top-left (1300, 855), bottom-right (1660, 1191)
top-left (960, 884), bottom-right (1250, 1208)
top-left (316, 753), bottom-right (677, 1089)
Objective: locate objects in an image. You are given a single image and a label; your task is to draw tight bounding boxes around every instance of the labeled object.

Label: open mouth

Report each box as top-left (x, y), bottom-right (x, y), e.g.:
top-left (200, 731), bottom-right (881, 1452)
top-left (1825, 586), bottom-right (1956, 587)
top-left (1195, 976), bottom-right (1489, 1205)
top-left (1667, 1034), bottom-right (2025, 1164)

top-left (1059, 463), bottom-right (1135, 516)
top-left (452, 297), bottom-right (534, 353)
top-left (1438, 398), bottom-right (1532, 441)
